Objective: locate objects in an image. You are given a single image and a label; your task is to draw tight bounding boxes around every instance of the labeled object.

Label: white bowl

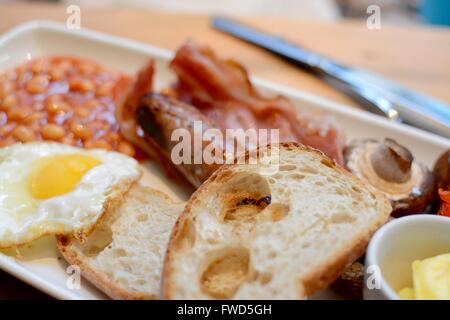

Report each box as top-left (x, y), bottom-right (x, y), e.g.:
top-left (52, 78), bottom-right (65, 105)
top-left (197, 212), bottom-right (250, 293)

top-left (364, 215), bottom-right (450, 300)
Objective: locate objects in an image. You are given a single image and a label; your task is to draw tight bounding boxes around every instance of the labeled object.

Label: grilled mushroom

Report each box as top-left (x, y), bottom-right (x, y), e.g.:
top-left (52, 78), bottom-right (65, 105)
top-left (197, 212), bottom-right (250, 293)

top-left (344, 138), bottom-right (434, 217)
top-left (331, 261), bottom-right (364, 300)
top-left (433, 150), bottom-right (450, 192)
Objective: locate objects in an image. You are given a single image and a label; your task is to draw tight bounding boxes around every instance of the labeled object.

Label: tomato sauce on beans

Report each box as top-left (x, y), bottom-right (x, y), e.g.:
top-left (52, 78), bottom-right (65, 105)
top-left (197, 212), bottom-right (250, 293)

top-left (0, 56), bottom-right (138, 157)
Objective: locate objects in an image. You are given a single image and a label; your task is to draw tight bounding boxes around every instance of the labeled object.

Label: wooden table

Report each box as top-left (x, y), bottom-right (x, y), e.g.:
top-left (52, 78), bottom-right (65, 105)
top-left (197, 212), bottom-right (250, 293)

top-left (0, 3), bottom-right (449, 299)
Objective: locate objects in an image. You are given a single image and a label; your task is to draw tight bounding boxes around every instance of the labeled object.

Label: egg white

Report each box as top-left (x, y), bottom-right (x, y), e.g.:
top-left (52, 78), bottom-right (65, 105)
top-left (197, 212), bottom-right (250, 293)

top-left (0, 142), bottom-right (141, 248)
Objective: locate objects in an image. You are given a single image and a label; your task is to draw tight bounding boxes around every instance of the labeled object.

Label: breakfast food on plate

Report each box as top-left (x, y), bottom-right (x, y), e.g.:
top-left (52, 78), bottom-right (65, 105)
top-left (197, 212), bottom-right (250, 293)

top-left (162, 143), bottom-right (391, 299)
top-left (433, 150), bottom-right (450, 192)
top-left (433, 150), bottom-right (450, 213)
top-left (1, 41), bottom-right (434, 301)
top-left (344, 138), bottom-right (434, 217)
top-left (170, 42), bottom-right (345, 165)
top-left (0, 56), bottom-right (136, 157)
top-left (137, 93), bottom-right (223, 187)
top-left (398, 253), bottom-right (450, 300)
top-left (0, 142), bottom-right (141, 248)
top-left (437, 189), bottom-right (450, 217)
top-left (117, 42), bottom-right (346, 187)
top-left (115, 60), bottom-right (154, 159)
top-left (330, 261), bottom-right (365, 299)
top-left (57, 184), bottom-right (184, 299)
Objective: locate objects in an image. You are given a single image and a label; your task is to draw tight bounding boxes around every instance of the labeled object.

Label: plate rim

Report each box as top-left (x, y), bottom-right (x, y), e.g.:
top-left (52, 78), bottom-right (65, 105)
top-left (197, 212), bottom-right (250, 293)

top-left (0, 254), bottom-right (87, 300)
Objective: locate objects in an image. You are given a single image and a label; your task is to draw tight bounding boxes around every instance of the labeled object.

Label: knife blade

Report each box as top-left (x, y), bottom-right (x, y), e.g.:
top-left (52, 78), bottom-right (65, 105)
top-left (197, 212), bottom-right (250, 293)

top-left (212, 16), bottom-right (450, 138)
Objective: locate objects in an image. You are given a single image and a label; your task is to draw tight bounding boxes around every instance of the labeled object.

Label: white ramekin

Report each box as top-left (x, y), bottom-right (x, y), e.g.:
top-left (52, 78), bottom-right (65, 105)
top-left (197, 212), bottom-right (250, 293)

top-left (364, 214), bottom-right (450, 300)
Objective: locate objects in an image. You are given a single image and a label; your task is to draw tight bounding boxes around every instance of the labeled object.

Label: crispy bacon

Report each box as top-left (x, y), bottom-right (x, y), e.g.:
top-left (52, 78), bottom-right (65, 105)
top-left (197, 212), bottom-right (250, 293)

top-left (117, 43), bottom-right (347, 186)
top-left (115, 59), bottom-right (156, 158)
top-left (170, 42), bottom-right (345, 165)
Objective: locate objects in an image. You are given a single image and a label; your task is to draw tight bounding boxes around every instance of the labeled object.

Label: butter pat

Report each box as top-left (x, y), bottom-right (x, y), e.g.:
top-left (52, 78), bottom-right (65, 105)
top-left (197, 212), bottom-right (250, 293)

top-left (398, 253), bottom-right (450, 300)
top-left (413, 253), bottom-right (450, 299)
top-left (398, 287), bottom-right (415, 300)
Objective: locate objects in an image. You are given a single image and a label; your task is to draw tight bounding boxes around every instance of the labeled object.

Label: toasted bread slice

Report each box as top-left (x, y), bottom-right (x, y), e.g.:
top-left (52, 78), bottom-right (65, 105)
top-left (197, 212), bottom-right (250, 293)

top-left (162, 143), bottom-right (391, 299)
top-left (57, 184), bottom-right (184, 299)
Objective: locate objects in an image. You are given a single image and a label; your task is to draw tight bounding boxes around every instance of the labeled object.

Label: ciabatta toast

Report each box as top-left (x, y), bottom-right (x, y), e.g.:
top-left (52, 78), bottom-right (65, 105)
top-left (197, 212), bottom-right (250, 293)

top-left (162, 143), bottom-right (391, 299)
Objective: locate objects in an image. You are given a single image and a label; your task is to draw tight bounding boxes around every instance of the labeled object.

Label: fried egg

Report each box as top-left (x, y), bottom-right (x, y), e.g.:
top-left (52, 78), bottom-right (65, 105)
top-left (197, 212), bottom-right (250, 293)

top-left (0, 142), bottom-right (141, 248)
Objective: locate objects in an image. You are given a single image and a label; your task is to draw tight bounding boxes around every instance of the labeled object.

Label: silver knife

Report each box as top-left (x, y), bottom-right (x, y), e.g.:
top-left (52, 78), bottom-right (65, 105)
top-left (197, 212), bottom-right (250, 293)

top-left (212, 16), bottom-right (450, 138)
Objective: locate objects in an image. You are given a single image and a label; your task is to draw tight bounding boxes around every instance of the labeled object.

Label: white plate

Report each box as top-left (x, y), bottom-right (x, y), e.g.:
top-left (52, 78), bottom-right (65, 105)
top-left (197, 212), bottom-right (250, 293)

top-left (0, 21), bottom-right (449, 300)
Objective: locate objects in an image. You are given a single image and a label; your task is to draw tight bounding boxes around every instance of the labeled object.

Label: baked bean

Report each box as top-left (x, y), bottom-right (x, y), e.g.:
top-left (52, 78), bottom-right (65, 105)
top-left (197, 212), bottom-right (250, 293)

top-left (49, 62), bottom-right (70, 80)
top-left (31, 101), bottom-right (44, 112)
top-left (70, 78), bottom-right (95, 92)
top-left (83, 100), bottom-right (100, 109)
top-left (13, 125), bottom-right (35, 142)
top-left (42, 124), bottom-right (65, 140)
top-left (117, 141), bottom-right (136, 157)
top-left (46, 100), bottom-right (70, 114)
top-left (47, 94), bottom-right (63, 103)
top-left (90, 118), bottom-right (107, 127)
top-left (79, 62), bottom-right (96, 74)
top-left (8, 106), bottom-right (31, 121)
top-left (0, 56), bottom-right (136, 158)
top-left (61, 136), bottom-right (75, 146)
top-left (109, 132), bottom-right (120, 142)
top-left (49, 67), bottom-right (64, 81)
top-left (16, 64), bottom-right (27, 74)
top-left (0, 95), bottom-right (18, 111)
top-left (74, 107), bottom-right (89, 118)
top-left (17, 71), bottom-right (33, 85)
top-left (24, 111), bottom-right (46, 125)
top-left (31, 59), bottom-right (49, 73)
top-left (26, 75), bottom-right (49, 94)
top-left (57, 61), bottom-right (72, 72)
top-left (71, 123), bottom-right (92, 140)
top-left (85, 139), bottom-right (111, 150)
top-left (0, 81), bottom-right (13, 98)
top-left (96, 81), bottom-right (114, 96)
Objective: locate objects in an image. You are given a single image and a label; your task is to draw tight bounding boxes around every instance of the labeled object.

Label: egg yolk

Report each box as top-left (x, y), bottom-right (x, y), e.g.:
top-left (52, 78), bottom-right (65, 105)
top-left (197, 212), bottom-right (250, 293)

top-left (30, 154), bottom-right (101, 199)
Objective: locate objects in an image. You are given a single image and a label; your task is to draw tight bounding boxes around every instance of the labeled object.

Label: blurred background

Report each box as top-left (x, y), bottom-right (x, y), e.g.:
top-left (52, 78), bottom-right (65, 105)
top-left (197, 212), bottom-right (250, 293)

top-left (0, 0), bottom-right (449, 26)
